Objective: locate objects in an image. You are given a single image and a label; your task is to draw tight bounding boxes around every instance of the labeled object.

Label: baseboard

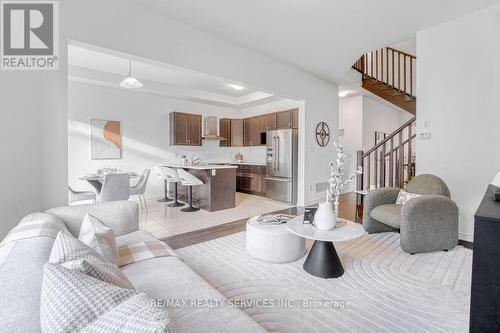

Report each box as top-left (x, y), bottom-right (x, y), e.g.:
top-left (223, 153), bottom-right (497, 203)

top-left (459, 232), bottom-right (473, 243)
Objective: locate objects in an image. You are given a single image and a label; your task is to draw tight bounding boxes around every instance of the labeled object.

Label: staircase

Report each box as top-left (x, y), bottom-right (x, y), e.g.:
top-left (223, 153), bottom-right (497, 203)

top-left (352, 47), bottom-right (416, 115)
top-left (356, 116), bottom-right (416, 193)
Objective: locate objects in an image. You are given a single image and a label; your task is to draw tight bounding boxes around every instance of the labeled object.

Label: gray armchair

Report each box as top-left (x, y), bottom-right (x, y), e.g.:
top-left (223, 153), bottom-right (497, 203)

top-left (363, 174), bottom-right (458, 254)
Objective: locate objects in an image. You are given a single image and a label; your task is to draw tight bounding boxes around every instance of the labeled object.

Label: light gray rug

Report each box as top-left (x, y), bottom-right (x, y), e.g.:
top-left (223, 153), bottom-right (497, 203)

top-left (176, 232), bottom-right (472, 333)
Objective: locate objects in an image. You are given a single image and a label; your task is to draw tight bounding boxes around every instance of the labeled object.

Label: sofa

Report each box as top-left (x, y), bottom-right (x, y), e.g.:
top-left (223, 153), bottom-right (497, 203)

top-left (0, 201), bottom-right (266, 333)
top-left (362, 174), bottom-right (459, 254)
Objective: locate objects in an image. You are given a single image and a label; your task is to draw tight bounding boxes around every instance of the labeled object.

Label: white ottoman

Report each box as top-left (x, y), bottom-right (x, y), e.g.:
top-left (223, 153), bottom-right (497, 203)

top-left (246, 217), bottom-right (305, 263)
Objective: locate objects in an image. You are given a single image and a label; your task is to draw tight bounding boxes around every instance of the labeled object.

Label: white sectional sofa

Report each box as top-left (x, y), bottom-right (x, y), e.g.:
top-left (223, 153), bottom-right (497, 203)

top-left (0, 201), bottom-right (266, 332)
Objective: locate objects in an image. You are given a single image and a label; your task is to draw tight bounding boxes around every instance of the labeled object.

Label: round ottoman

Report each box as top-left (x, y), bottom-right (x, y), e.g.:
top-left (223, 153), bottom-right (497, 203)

top-left (246, 216), bottom-right (305, 263)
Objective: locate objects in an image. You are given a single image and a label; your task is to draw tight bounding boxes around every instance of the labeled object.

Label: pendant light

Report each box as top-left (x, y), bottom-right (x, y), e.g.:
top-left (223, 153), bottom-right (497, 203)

top-left (120, 60), bottom-right (143, 89)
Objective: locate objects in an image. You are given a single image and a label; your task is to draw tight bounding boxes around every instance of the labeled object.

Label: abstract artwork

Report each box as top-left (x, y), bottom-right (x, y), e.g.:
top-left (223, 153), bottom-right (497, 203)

top-left (91, 119), bottom-right (122, 159)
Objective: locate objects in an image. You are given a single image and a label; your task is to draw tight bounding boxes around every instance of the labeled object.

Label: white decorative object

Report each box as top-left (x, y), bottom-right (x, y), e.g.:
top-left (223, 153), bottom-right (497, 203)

top-left (313, 143), bottom-right (363, 230)
top-left (314, 202), bottom-right (337, 231)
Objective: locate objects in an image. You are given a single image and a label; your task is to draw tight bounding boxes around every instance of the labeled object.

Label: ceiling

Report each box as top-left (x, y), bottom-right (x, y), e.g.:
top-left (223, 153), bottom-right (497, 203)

top-left (68, 44), bottom-right (278, 108)
top-left (130, 0), bottom-right (500, 83)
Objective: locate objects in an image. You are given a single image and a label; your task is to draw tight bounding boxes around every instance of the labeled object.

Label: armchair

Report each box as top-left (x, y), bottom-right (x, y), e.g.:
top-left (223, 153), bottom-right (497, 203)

top-left (362, 174), bottom-right (458, 254)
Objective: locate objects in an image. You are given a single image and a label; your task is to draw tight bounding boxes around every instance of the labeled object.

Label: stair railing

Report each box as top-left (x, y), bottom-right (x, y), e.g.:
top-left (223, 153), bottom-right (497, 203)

top-left (356, 116), bottom-right (416, 192)
top-left (353, 47), bottom-right (416, 99)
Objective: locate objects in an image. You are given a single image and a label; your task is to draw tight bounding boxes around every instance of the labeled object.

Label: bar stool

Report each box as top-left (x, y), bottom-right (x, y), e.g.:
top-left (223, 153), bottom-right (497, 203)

top-left (154, 166), bottom-right (173, 202)
top-left (163, 167), bottom-right (184, 207)
top-left (177, 169), bottom-right (203, 212)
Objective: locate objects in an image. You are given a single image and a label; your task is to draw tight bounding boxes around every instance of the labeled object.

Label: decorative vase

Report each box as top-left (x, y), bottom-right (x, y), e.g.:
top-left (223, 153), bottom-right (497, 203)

top-left (314, 202), bottom-right (337, 231)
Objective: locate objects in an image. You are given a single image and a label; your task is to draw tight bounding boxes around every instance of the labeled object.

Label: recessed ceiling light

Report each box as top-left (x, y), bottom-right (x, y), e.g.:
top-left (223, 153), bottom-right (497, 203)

top-left (338, 91), bottom-right (349, 98)
top-left (228, 83), bottom-right (245, 91)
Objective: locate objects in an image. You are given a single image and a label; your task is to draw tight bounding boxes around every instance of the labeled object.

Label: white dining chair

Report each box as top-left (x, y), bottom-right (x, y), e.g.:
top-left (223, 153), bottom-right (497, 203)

top-left (177, 169), bottom-right (203, 212)
top-left (164, 167), bottom-right (184, 207)
top-left (154, 166), bottom-right (173, 203)
top-left (67, 186), bottom-right (96, 205)
top-left (98, 173), bottom-right (130, 203)
top-left (130, 169), bottom-right (150, 212)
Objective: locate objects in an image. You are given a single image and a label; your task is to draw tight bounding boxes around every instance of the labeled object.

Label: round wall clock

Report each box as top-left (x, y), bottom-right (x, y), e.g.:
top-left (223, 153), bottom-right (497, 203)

top-left (315, 122), bottom-right (330, 147)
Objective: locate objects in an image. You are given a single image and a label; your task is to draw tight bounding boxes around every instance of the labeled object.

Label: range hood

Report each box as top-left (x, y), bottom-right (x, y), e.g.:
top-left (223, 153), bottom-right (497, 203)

top-left (202, 116), bottom-right (226, 140)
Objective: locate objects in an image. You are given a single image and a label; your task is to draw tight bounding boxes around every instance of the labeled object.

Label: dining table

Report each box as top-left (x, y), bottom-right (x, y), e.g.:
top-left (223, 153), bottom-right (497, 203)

top-left (79, 171), bottom-right (139, 192)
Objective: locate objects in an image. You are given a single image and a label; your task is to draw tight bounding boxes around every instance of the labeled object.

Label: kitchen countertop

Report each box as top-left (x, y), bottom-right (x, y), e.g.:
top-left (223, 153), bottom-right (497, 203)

top-left (162, 163), bottom-right (237, 170)
top-left (231, 162), bottom-right (267, 167)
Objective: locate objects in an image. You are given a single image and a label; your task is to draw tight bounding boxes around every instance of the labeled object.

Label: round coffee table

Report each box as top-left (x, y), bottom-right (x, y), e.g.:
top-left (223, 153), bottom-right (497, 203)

top-left (287, 215), bottom-right (365, 278)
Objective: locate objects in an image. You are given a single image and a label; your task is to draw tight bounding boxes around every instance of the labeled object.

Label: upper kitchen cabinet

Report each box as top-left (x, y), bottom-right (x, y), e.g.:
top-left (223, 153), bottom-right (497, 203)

top-left (265, 113), bottom-right (276, 131)
top-left (230, 118), bottom-right (244, 147)
top-left (219, 118), bottom-right (231, 147)
top-left (243, 117), bottom-right (260, 146)
top-left (291, 108), bottom-right (299, 129)
top-left (169, 112), bottom-right (202, 146)
top-left (276, 110), bottom-right (292, 129)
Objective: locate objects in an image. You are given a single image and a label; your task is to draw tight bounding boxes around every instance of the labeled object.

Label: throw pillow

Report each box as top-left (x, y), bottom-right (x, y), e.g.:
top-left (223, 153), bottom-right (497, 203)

top-left (79, 213), bottom-right (119, 265)
top-left (49, 231), bottom-right (133, 289)
top-left (40, 263), bottom-right (175, 333)
top-left (396, 189), bottom-right (421, 205)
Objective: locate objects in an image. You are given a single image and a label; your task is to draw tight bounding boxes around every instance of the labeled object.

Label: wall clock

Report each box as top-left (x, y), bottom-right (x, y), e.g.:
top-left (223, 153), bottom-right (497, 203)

top-left (315, 122), bottom-right (330, 147)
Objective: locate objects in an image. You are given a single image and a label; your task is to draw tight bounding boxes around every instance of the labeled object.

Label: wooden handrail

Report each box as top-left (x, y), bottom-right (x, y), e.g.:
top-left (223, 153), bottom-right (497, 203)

top-left (352, 46), bottom-right (417, 100)
top-left (363, 117), bottom-right (416, 157)
top-left (386, 47), bottom-right (416, 59)
top-left (356, 117), bottom-right (416, 194)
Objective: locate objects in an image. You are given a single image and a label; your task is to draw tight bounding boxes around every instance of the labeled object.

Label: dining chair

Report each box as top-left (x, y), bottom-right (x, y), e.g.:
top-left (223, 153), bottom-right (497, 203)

top-left (153, 166), bottom-right (173, 203)
top-left (98, 173), bottom-right (130, 203)
top-left (130, 169), bottom-right (151, 212)
top-left (67, 186), bottom-right (96, 205)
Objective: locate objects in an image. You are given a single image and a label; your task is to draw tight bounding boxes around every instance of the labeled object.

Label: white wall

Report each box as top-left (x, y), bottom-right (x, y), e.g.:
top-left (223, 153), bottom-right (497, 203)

top-left (362, 96), bottom-right (414, 152)
top-left (339, 95), bottom-right (413, 191)
top-left (339, 96), bottom-right (363, 192)
top-left (237, 99), bottom-right (302, 118)
top-left (0, 0), bottom-right (338, 237)
top-left (69, 81), bottom-right (272, 198)
top-left (416, 4), bottom-right (500, 242)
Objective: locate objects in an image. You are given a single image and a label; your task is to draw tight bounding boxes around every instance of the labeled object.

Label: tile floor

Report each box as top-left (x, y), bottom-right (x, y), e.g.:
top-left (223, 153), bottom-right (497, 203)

top-left (137, 192), bottom-right (292, 239)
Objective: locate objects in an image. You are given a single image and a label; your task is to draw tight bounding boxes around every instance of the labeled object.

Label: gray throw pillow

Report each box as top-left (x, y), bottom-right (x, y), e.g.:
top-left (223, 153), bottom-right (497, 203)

top-left (395, 189), bottom-right (421, 205)
top-left (49, 231), bottom-right (133, 289)
top-left (40, 263), bottom-right (175, 333)
top-left (79, 213), bottom-right (119, 265)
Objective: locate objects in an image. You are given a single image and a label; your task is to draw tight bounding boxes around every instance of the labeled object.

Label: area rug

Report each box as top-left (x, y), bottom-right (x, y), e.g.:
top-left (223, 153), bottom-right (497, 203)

top-left (176, 232), bottom-right (472, 333)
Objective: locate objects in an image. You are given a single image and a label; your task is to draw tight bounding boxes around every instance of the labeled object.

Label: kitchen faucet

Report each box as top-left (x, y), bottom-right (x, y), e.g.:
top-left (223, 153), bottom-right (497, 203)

top-left (190, 154), bottom-right (201, 166)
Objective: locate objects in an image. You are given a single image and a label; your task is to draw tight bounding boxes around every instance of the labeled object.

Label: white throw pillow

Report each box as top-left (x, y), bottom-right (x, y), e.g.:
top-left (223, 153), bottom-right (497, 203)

top-left (40, 263), bottom-right (175, 333)
top-left (49, 231), bottom-right (133, 289)
top-left (396, 189), bottom-right (421, 205)
top-left (79, 213), bottom-right (119, 265)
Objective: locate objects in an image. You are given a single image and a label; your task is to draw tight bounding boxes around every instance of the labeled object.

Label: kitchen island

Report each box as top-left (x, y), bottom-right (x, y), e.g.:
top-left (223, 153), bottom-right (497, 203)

top-left (162, 163), bottom-right (237, 212)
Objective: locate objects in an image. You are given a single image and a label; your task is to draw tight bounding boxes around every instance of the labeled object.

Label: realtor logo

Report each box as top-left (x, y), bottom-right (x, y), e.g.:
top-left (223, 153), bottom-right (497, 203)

top-left (1, 1), bottom-right (58, 70)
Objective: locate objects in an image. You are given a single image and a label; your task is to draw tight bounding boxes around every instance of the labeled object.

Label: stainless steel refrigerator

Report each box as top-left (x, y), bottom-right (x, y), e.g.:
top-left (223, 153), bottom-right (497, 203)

top-left (266, 129), bottom-right (298, 204)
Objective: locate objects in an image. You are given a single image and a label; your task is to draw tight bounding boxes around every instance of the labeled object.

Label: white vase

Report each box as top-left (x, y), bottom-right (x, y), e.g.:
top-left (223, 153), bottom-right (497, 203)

top-left (314, 202), bottom-right (337, 231)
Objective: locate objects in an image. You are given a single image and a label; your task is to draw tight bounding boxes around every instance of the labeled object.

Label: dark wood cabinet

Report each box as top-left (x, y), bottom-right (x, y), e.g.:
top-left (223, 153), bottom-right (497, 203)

top-left (170, 112), bottom-right (202, 146)
top-left (470, 184), bottom-right (500, 332)
top-left (236, 164), bottom-right (266, 196)
top-left (244, 117), bottom-right (261, 146)
top-left (265, 113), bottom-right (276, 131)
top-left (188, 114), bottom-right (202, 146)
top-left (276, 110), bottom-right (292, 129)
top-left (231, 119), bottom-right (244, 147)
top-left (291, 108), bottom-right (299, 129)
top-left (243, 118), bottom-right (252, 146)
top-left (259, 115), bottom-right (267, 132)
top-left (219, 118), bottom-right (231, 147)
top-left (216, 109), bottom-right (298, 147)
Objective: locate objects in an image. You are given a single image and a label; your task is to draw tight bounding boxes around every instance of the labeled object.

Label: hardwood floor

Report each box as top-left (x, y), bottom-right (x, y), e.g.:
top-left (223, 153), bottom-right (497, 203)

top-left (163, 192), bottom-right (474, 250)
top-left (163, 193), bottom-right (357, 249)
